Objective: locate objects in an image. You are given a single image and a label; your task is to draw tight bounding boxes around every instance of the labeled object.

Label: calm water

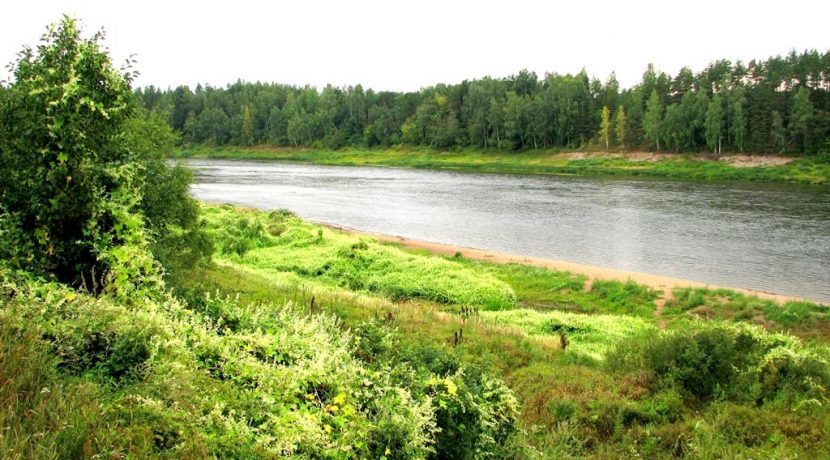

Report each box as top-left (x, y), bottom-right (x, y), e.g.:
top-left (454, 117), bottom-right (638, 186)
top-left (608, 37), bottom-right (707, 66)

top-left (187, 159), bottom-right (830, 304)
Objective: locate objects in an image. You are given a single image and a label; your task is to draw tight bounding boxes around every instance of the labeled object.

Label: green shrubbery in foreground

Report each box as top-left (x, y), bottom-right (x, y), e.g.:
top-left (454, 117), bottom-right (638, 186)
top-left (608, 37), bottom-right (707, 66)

top-left (0, 267), bottom-right (520, 458)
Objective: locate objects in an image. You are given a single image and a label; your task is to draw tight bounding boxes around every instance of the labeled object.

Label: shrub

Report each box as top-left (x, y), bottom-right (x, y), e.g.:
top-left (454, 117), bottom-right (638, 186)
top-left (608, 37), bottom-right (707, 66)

top-left (0, 17), bottom-right (158, 297)
top-left (609, 322), bottom-right (830, 407)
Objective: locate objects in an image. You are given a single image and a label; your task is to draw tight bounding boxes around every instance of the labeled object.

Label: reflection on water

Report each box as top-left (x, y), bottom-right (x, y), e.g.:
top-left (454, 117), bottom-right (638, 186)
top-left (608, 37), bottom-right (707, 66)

top-left (186, 159), bottom-right (830, 303)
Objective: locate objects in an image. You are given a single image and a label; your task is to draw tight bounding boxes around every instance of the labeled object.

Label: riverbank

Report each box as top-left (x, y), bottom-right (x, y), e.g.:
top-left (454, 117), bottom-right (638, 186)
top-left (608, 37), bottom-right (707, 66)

top-left (175, 203), bottom-right (830, 456)
top-left (175, 145), bottom-right (830, 184)
top-left (327, 224), bottom-right (809, 305)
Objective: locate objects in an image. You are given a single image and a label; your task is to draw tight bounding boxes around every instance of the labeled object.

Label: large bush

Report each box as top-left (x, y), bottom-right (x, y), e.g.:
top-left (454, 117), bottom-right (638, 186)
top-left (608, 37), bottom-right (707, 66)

top-left (609, 322), bottom-right (830, 406)
top-left (0, 17), bottom-right (209, 297)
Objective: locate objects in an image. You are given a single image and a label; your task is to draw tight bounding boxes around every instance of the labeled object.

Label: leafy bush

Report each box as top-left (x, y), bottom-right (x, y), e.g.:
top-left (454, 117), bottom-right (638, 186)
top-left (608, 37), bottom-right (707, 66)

top-left (0, 17), bottom-right (156, 297)
top-left (127, 110), bottom-right (213, 285)
top-left (0, 18), bottom-right (211, 299)
top-left (0, 271), bottom-right (436, 457)
top-left (350, 320), bottom-right (521, 459)
top-left (609, 322), bottom-right (830, 406)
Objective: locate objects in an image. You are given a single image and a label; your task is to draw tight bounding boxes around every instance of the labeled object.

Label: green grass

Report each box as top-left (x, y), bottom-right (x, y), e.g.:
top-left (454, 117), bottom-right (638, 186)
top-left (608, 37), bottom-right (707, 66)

top-left (478, 308), bottom-right (656, 361)
top-left (0, 264), bottom-right (525, 458)
top-left (175, 145), bottom-right (830, 185)
top-left (666, 287), bottom-right (830, 340)
top-left (178, 259), bottom-right (830, 458)
top-left (202, 205), bottom-right (517, 310)
top-left (437, 259), bottom-right (659, 318)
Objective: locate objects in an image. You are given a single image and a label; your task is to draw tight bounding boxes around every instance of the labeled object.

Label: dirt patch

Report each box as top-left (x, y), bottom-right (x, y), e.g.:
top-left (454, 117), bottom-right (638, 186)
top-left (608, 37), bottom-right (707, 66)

top-left (555, 151), bottom-right (796, 167)
top-left (689, 306), bottom-right (716, 320)
top-left (556, 151), bottom-right (674, 162)
top-left (718, 154), bottom-right (795, 168)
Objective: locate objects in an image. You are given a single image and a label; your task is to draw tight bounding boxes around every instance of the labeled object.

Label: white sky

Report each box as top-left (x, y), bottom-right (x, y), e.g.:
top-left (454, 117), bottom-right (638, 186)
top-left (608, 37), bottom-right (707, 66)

top-left (2, 0), bottom-right (829, 92)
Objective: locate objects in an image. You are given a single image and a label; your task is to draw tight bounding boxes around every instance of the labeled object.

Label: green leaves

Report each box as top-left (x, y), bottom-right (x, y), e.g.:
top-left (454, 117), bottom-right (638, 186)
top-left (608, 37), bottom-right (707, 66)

top-left (0, 16), bottom-right (160, 298)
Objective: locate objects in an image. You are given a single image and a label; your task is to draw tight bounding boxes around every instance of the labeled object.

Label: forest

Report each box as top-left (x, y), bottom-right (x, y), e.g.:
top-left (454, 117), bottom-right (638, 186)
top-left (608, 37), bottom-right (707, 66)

top-left (138, 51), bottom-right (830, 155)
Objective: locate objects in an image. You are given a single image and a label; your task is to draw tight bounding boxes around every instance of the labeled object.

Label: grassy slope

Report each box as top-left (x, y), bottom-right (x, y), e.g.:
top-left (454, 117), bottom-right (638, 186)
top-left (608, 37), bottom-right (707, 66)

top-left (0, 270), bottom-right (457, 458)
top-left (175, 146), bottom-right (830, 185)
top-left (7, 202), bottom-right (825, 457)
top-left (184, 204), bottom-right (830, 458)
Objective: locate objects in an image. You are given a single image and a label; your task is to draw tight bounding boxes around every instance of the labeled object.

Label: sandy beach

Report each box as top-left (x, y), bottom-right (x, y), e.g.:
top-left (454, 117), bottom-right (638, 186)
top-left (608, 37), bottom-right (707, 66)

top-left (325, 224), bottom-right (808, 305)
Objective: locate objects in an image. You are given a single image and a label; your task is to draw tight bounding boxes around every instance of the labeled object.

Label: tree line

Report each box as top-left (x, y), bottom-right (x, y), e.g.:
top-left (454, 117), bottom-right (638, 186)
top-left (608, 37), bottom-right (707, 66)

top-left (137, 50), bottom-right (830, 155)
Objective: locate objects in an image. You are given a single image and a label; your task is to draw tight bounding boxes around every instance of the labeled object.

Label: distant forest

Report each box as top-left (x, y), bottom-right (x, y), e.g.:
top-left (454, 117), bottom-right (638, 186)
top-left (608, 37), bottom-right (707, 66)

top-left (137, 50), bottom-right (830, 155)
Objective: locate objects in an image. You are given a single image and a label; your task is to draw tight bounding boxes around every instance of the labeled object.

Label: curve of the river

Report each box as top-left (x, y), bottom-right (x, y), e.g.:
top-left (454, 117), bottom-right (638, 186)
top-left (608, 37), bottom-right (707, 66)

top-left (187, 159), bottom-right (830, 304)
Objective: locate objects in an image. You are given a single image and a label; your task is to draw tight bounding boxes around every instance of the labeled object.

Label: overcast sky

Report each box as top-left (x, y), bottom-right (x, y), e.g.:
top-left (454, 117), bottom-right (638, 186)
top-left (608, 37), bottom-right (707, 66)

top-left (2, 0), bottom-right (829, 92)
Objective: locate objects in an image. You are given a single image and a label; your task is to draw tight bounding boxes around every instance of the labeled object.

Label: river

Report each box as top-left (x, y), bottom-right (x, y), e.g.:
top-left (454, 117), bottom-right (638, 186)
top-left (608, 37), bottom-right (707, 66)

top-left (187, 159), bottom-right (830, 304)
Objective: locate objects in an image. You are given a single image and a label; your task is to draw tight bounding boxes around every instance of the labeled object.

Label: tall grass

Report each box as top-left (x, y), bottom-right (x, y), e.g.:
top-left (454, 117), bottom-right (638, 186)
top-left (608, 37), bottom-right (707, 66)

top-left (0, 267), bottom-right (524, 458)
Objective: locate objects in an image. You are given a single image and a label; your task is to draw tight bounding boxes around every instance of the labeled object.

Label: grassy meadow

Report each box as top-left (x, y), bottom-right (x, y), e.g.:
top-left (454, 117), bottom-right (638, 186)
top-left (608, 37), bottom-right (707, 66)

top-left (175, 146), bottom-right (830, 185)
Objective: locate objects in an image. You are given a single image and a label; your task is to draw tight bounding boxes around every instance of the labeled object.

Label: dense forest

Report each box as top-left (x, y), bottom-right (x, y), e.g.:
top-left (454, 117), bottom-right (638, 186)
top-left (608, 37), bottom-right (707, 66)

top-left (138, 51), bottom-right (830, 154)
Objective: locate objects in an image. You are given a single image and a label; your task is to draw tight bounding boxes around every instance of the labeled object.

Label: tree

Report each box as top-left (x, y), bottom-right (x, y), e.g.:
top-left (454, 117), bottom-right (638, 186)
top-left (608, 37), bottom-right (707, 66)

top-left (705, 94), bottom-right (724, 155)
top-left (614, 105), bottom-right (627, 149)
top-left (661, 104), bottom-right (683, 152)
top-left (241, 104), bottom-right (254, 146)
top-left (0, 17), bottom-right (155, 295)
top-left (790, 86), bottom-right (814, 153)
top-left (643, 90), bottom-right (663, 150)
top-left (730, 89), bottom-right (747, 152)
top-left (599, 105), bottom-right (611, 149)
top-left (771, 110), bottom-right (787, 153)
top-left (0, 17), bottom-right (210, 297)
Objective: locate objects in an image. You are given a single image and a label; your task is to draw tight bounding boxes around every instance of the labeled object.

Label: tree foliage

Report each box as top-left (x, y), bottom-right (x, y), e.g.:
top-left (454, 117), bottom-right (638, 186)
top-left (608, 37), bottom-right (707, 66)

top-left (137, 50), bottom-right (830, 154)
top-left (599, 105), bottom-right (611, 149)
top-left (0, 17), bottom-right (209, 297)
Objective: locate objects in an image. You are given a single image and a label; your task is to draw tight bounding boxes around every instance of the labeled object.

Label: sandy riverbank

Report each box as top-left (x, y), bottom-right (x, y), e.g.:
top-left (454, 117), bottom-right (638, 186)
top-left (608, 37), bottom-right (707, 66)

top-left (325, 224), bottom-right (808, 305)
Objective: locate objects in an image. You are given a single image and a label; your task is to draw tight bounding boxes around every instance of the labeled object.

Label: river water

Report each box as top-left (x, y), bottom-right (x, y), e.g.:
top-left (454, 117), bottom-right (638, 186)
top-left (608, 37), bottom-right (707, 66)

top-left (187, 159), bottom-right (830, 304)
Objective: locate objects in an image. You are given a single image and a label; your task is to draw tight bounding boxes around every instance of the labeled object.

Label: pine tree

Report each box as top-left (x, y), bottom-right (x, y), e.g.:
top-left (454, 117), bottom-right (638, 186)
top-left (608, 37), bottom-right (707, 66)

top-left (771, 110), bottom-right (787, 153)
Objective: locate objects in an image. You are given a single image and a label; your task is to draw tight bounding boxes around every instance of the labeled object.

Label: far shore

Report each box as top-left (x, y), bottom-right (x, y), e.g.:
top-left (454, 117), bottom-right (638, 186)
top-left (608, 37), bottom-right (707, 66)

top-left (324, 224), bottom-right (812, 305)
top-left (177, 146), bottom-right (830, 185)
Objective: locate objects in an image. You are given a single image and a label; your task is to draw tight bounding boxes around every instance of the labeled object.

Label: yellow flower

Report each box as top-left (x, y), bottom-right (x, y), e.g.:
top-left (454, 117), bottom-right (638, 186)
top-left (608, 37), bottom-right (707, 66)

top-left (445, 379), bottom-right (458, 396)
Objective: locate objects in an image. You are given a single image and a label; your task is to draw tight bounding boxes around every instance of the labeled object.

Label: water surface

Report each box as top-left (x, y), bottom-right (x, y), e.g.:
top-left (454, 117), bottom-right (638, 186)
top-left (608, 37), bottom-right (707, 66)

top-left (187, 159), bottom-right (830, 303)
